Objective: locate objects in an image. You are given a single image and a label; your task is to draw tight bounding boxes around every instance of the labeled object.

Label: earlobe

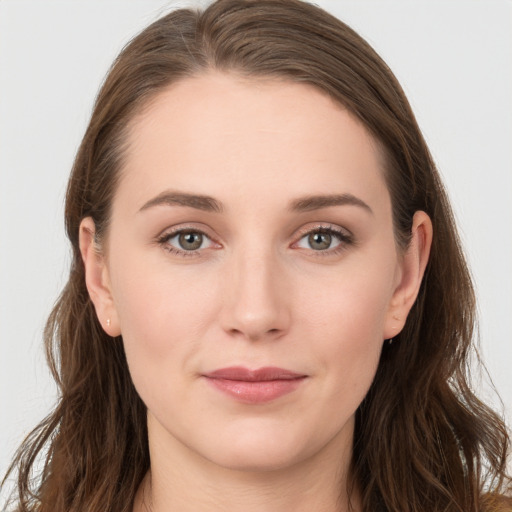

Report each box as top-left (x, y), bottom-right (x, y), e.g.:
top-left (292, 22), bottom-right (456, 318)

top-left (79, 218), bottom-right (121, 337)
top-left (384, 211), bottom-right (433, 340)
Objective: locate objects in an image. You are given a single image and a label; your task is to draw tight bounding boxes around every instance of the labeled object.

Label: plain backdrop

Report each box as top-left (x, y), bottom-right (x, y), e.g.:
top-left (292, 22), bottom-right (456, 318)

top-left (1, 0), bottom-right (511, 481)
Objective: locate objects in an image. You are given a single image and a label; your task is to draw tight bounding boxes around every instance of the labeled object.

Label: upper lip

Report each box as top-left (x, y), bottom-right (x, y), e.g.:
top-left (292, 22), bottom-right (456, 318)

top-left (203, 366), bottom-right (306, 381)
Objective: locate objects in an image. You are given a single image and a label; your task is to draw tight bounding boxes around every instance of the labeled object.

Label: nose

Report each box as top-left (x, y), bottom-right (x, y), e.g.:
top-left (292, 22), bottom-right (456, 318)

top-left (219, 247), bottom-right (291, 342)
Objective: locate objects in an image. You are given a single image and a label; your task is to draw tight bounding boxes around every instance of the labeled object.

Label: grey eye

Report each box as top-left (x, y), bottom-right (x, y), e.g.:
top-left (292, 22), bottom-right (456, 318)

top-left (308, 232), bottom-right (333, 250)
top-left (295, 229), bottom-right (344, 252)
top-left (178, 231), bottom-right (204, 250)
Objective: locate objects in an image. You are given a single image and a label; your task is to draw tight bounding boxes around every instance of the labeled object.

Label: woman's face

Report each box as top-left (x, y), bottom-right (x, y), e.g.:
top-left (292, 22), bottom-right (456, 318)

top-left (83, 72), bottom-right (425, 473)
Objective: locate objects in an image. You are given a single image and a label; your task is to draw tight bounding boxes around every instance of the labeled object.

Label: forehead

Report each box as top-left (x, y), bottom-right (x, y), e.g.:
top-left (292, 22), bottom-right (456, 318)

top-left (116, 71), bottom-right (388, 215)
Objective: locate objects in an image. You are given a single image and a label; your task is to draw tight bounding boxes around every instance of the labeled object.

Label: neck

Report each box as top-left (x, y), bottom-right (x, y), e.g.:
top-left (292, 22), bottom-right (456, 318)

top-left (133, 417), bottom-right (359, 512)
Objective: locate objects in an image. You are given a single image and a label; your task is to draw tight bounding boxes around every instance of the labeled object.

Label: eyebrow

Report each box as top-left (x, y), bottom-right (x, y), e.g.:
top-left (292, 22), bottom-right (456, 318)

top-left (138, 190), bottom-right (372, 215)
top-left (138, 191), bottom-right (224, 213)
top-left (289, 193), bottom-right (373, 215)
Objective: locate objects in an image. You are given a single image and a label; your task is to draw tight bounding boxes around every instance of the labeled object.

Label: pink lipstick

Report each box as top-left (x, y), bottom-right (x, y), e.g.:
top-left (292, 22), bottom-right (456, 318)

top-left (203, 366), bottom-right (307, 404)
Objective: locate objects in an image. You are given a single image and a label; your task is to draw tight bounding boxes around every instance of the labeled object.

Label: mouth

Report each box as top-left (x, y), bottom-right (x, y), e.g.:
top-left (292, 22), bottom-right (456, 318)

top-left (202, 366), bottom-right (308, 404)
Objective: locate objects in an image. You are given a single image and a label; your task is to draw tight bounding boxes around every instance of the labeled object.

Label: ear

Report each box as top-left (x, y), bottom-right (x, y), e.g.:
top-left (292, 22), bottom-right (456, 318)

top-left (79, 217), bottom-right (121, 337)
top-left (383, 211), bottom-right (433, 340)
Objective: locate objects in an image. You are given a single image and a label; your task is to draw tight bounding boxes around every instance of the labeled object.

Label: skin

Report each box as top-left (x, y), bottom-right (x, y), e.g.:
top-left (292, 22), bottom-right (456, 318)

top-left (80, 72), bottom-right (432, 512)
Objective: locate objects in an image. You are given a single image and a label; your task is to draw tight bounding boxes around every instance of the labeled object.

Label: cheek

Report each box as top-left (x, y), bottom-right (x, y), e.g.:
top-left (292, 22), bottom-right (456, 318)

top-left (297, 259), bottom-right (394, 345)
top-left (111, 266), bottom-right (224, 417)
top-left (109, 248), bottom-right (220, 373)
top-left (309, 295), bottom-right (384, 384)
top-left (295, 260), bottom-right (394, 396)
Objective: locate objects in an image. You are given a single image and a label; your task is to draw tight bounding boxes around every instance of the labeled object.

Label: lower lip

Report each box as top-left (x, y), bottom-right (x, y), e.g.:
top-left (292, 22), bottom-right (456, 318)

top-left (204, 377), bottom-right (306, 404)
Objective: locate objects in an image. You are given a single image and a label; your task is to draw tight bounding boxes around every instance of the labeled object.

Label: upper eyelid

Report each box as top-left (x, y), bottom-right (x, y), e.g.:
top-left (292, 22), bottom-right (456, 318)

top-left (293, 223), bottom-right (352, 239)
top-left (158, 223), bottom-right (216, 240)
top-left (157, 222), bottom-right (349, 236)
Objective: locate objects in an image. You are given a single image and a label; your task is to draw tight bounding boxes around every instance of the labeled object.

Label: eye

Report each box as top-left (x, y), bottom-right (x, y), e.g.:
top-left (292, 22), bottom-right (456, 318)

top-left (175, 231), bottom-right (206, 251)
top-left (294, 226), bottom-right (352, 253)
top-left (303, 231), bottom-right (339, 251)
top-left (158, 228), bottom-right (216, 255)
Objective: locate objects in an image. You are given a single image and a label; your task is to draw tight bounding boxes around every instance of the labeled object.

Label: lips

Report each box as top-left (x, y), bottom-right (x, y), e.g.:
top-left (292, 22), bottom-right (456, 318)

top-left (202, 366), bottom-right (307, 404)
top-left (205, 366), bottom-right (305, 381)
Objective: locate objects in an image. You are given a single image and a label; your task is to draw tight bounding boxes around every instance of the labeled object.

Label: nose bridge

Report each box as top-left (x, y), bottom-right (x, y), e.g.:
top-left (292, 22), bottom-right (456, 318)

top-left (221, 241), bottom-right (290, 341)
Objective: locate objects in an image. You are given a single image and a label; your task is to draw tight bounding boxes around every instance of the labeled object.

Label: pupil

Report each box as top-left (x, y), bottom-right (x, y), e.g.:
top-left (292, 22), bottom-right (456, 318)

top-left (309, 232), bottom-right (331, 250)
top-left (179, 232), bottom-right (202, 250)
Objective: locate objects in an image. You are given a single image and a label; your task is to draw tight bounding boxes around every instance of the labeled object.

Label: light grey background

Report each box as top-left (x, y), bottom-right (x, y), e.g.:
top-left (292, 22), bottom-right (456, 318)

top-left (1, 0), bottom-right (511, 481)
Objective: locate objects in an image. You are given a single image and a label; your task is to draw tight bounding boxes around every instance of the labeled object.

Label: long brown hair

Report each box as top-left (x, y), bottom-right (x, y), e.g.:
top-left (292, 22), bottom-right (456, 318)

top-left (2, 1), bottom-right (511, 511)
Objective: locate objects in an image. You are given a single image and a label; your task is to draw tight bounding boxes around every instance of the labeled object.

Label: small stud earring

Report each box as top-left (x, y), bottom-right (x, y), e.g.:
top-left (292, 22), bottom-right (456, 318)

top-left (106, 318), bottom-right (111, 327)
top-left (388, 338), bottom-right (394, 345)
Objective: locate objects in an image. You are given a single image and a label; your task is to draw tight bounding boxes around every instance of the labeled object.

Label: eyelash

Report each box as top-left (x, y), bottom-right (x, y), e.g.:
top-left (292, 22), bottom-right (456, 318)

top-left (293, 225), bottom-right (354, 257)
top-left (156, 224), bottom-right (354, 258)
top-left (157, 226), bottom-right (216, 258)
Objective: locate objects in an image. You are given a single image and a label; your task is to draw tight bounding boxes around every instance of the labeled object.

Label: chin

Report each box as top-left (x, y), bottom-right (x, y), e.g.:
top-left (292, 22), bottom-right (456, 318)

top-left (198, 425), bottom-right (325, 473)
top-left (208, 447), bottom-right (306, 473)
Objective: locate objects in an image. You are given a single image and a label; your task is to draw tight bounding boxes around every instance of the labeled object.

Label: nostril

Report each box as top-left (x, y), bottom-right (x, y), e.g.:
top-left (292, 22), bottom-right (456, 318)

top-left (226, 326), bottom-right (283, 342)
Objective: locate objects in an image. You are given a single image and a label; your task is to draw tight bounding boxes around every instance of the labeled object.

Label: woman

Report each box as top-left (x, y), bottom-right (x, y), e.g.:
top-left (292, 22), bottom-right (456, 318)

top-left (2, 0), bottom-right (511, 511)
